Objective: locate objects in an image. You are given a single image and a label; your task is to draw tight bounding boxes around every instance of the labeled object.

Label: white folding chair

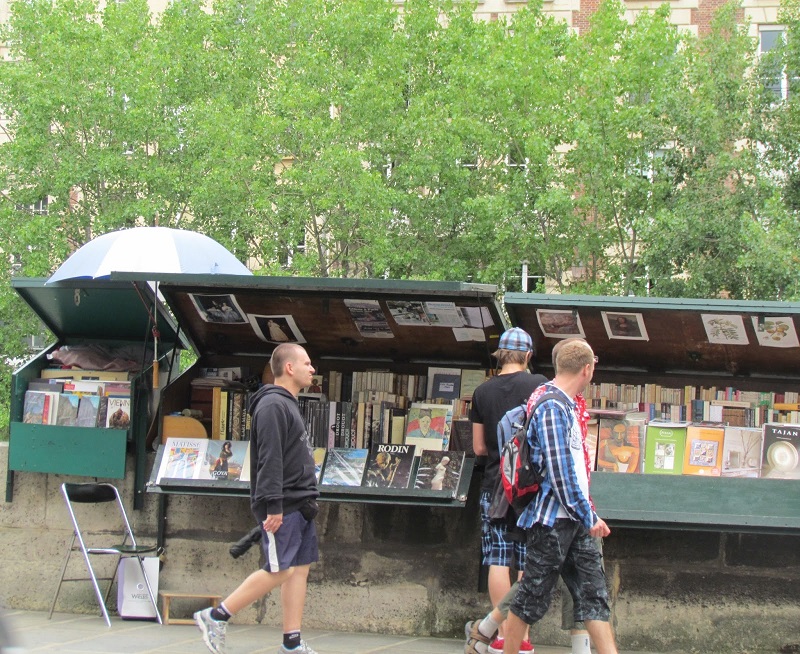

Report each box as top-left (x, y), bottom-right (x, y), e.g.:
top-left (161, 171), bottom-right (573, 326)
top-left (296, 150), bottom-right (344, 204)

top-left (49, 482), bottom-right (162, 626)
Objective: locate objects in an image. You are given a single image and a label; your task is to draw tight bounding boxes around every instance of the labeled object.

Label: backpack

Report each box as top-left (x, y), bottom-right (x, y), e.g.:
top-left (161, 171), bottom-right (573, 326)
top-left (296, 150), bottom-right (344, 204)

top-left (488, 390), bottom-right (562, 522)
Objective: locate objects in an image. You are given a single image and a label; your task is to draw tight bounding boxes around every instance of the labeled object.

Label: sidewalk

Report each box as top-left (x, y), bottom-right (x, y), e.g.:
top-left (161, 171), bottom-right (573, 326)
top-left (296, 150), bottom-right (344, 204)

top-left (1, 609), bottom-right (660, 654)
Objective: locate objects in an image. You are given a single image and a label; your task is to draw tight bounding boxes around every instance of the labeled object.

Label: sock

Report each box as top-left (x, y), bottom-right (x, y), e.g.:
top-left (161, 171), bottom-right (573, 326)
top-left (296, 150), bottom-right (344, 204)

top-left (210, 603), bottom-right (232, 622)
top-left (571, 632), bottom-right (591, 654)
top-left (479, 613), bottom-right (501, 639)
top-left (283, 631), bottom-right (301, 650)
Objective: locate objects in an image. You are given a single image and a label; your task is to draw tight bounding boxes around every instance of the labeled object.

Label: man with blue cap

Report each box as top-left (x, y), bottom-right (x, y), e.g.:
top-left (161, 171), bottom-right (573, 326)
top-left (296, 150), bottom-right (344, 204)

top-left (466, 327), bottom-right (547, 654)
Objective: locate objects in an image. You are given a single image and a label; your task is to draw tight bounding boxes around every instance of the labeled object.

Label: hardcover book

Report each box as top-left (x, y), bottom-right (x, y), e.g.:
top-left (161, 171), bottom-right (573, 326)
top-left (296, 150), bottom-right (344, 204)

top-left (683, 424), bottom-right (725, 476)
top-left (106, 396), bottom-right (131, 430)
top-left (429, 368), bottom-right (462, 402)
top-left (592, 409), bottom-right (645, 473)
top-left (361, 444), bottom-right (415, 489)
top-left (404, 403), bottom-right (452, 455)
top-left (761, 423), bottom-right (800, 479)
top-left (320, 448), bottom-right (369, 486)
top-left (201, 440), bottom-right (249, 481)
top-left (642, 420), bottom-right (690, 475)
top-left (313, 447), bottom-right (327, 483)
top-left (76, 395), bottom-right (101, 428)
top-left (721, 426), bottom-right (763, 477)
top-left (55, 393), bottom-right (81, 426)
top-left (413, 450), bottom-right (465, 496)
top-left (156, 438), bottom-right (250, 484)
top-left (22, 391), bottom-right (47, 424)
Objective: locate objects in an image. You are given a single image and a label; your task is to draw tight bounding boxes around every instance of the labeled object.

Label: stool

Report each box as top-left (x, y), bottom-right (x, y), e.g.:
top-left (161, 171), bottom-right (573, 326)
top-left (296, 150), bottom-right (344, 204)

top-left (158, 590), bottom-right (222, 625)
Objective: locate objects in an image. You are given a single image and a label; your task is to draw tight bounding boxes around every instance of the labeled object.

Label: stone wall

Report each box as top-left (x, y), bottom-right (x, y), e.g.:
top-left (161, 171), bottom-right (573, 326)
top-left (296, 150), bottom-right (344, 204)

top-left (2, 443), bottom-right (799, 652)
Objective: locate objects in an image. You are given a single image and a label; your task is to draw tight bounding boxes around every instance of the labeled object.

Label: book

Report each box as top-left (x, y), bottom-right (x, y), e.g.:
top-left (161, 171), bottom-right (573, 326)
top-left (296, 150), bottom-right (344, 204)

top-left (55, 393), bottom-right (81, 426)
top-left (428, 367), bottom-right (462, 401)
top-left (106, 396), bottom-right (131, 430)
top-left (448, 419), bottom-right (475, 457)
top-left (683, 424), bottom-right (725, 476)
top-left (202, 439), bottom-right (249, 481)
top-left (156, 438), bottom-right (250, 483)
top-left (157, 438), bottom-right (206, 481)
top-left (761, 423), bottom-right (800, 479)
top-left (413, 450), bottom-right (465, 496)
top-left (76, 395), bottom-right (101, 427)
top-left (22, 390), bottom-right (47, 424)
top-left (62, 380), bottom-right (105, 395)
top-left (320, 448), bottom-right (369, 486)
top-left (642, 420), bottom-right (690, 475)
top-left (593, 410), bottom-right (646, 473)
top-left (404, 402), bottom-right (451, 455)
top-left (313, 447), bottom-right (327, 483)
top-left (721, 426), bottom-right (763, 477)
top-left (39, 369), bottom-right (130, 381)
top-left (361, 444), bottom-right (415, 489)
top-left (459, 369), bottom-right (487, 400)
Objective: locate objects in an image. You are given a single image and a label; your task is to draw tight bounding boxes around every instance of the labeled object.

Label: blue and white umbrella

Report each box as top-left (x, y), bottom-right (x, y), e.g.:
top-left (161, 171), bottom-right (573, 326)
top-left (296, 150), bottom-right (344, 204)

top-left (47, 226), bottom-right (251, 283)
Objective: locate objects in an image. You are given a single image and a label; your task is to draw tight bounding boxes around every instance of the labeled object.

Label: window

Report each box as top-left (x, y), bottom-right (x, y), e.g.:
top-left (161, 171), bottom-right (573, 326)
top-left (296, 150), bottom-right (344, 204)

top-left (760, 26), bottom-right (788, 100)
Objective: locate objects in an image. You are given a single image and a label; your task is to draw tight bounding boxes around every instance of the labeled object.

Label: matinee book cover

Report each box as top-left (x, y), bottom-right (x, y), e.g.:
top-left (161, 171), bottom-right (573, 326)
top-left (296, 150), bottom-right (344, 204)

top-left (721, 426), bottom-right (763, 478)
top-left (157, 438), bottom-right (207, 482)
top-left (683, 424), bottom-right (725, 476)
top-left (643, 420), bottom-right (690, 475)
top-left (761, 423), bottom-right (800, 479)
top-left (320, 448), bottom-right (368, 486)
top-left (361, 444), bottom-right (415, 489)
top-left (413, 450), bottom-right (465, 496)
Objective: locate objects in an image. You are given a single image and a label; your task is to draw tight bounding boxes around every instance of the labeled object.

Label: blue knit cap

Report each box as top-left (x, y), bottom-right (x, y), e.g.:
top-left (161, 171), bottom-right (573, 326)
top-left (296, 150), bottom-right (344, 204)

top-left (498, 327), bottom-right (533, 352)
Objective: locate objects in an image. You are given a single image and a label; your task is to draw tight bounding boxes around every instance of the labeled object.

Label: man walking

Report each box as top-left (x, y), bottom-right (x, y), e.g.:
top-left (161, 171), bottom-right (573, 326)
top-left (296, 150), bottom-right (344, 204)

top-left (503, 339), bottom-right (618, 654)
top-left (195, 343), bottom-right (321, 654)
top-left (467, 327), bottom-right (547, 654)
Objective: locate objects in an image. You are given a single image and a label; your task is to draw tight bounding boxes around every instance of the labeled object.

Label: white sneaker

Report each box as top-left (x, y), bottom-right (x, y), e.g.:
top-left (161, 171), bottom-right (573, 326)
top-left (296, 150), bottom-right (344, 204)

top-left (194, 607), bottom-right (227, 654)
top-left (279, 640), bottom-right (319, 654)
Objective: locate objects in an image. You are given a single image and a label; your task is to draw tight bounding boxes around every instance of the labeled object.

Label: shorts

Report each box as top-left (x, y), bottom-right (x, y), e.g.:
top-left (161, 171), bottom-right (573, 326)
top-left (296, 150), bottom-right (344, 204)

top-left (509, 520), bottom-right (609, 627)
top-left (560, 536), bottom-right (604, 630)
top-left (480, 489), bottom-right (527, 569)
top-left (261, 509), bottom-right (319, 573)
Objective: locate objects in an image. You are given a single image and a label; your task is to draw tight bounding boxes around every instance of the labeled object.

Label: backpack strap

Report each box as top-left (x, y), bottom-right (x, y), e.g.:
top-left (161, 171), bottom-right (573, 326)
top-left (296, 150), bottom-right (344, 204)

top-left (524, 390), bottom-right (567, 443)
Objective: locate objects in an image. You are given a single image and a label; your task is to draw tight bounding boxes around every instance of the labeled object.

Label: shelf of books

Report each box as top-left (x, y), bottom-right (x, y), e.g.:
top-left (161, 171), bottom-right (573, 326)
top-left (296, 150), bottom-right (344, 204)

top-left (143, 275), bottom-right (508, 507)
top-left (6, 278), bottom-right (185, 508)
top-left (505, 292), bottom-right (800, 535)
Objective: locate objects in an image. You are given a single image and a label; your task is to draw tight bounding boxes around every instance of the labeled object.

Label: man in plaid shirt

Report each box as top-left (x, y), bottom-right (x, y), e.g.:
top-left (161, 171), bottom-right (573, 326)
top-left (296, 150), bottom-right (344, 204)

top-left (502, 339), bottom-right (618, 654)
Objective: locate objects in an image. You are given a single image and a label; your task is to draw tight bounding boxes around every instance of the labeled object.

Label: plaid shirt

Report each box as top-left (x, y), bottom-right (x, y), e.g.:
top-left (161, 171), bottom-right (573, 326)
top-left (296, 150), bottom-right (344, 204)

top-left (517, 383), bottom-right (598, 531)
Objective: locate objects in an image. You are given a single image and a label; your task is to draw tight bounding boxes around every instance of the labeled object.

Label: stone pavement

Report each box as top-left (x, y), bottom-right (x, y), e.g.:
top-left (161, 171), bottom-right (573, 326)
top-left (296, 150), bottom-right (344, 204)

top-left (0, 609), bottom-right (662, 654)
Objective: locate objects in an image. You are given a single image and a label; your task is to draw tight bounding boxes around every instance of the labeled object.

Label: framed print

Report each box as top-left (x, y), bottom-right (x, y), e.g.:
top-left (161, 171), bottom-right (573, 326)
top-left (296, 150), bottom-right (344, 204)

top-left (536, 309), bottom-right (585, 338)
top-left (601, 311), bottom-right (649, 341)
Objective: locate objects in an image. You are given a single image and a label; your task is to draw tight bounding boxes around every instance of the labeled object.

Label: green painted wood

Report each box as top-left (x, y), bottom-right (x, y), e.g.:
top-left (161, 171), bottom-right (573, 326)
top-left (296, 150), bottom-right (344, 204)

top-left (8, 423), bottom-right (127, 479)
top-left (591, 472), bottom-right (800, 533)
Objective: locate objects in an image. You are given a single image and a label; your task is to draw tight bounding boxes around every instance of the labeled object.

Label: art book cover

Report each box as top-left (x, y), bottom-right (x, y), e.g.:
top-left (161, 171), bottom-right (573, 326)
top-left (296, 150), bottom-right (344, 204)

top-left (76, 395), bottom-right (101, 427)
top-left (721, 426), bottom-right (763, 477)
top-left (427, 367), bottom-right (461, 401)
top-left (761, 423), bottom-right (800, 479)
top-left (642, 421), bottom-right (690, 475)
top-left (313, 447), bottom-right (327, 483)
top-left (55, 393), bottom-right (80, 426)
top-left (404, 403), bottom-right (451, 455)
top-left (320, 448), bottom-right (369, 486)
top-left (22, 390), bottom-right (47, 424)
top-left (361, 444), bottom-right (415, 489)
top-left (413, 450), bottom-right (465, 496)
top-left (157, 438), bottom-right (208, 481)
top-left (592, 410), bottom-right (645, 473)
top-left (683, 424), bottom-right (725, 476)
top-left (199, 440), bottom-right (249, 481)
top-left (106, 396), bottom-right (131, 430)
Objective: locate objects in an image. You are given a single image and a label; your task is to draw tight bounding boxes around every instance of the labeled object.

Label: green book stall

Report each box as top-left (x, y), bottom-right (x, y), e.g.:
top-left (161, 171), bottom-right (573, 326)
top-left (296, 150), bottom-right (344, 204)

top-left (504, 292), bottom-right (800, 535)
top-left (6, 278), bottom-right (185, 509)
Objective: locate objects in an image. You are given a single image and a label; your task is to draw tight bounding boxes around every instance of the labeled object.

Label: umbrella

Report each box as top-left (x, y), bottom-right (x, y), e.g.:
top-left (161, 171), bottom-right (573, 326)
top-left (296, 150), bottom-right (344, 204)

top-left (47, 226), bottom-right (251, 283)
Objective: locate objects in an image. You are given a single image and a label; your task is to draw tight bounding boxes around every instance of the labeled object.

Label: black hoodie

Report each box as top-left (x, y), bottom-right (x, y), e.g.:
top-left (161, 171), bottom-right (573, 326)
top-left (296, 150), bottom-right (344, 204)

top-left (247, 384), bottom-right (319, 521)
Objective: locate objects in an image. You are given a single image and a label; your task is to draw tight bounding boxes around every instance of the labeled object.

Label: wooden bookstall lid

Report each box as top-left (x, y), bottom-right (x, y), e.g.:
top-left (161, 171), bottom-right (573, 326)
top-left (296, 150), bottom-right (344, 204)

top-left (12, 277), bottom-right (183, 347)
top-left (149, 274), bottom-right (506, 366)
top-left (504, 293), bottom-right (800, 380)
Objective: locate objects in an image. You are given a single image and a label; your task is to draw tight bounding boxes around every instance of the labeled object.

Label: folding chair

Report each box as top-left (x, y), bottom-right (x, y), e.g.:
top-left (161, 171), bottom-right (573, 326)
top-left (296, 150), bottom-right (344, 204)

top-left (49, 482), bottom-right (163, 627)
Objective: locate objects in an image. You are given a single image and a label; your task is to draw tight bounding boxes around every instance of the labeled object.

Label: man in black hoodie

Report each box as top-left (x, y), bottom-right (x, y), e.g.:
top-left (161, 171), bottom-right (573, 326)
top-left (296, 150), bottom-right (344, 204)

top-left (195, 343), bottom-right (321, 654)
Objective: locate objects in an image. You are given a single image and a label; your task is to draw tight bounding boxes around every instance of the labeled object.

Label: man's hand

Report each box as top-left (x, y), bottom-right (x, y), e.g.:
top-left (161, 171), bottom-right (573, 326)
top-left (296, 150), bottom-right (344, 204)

top-left (263, 513), bottom-right (283, 533)
top-left (589, 517), bottom-right (610, 538)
